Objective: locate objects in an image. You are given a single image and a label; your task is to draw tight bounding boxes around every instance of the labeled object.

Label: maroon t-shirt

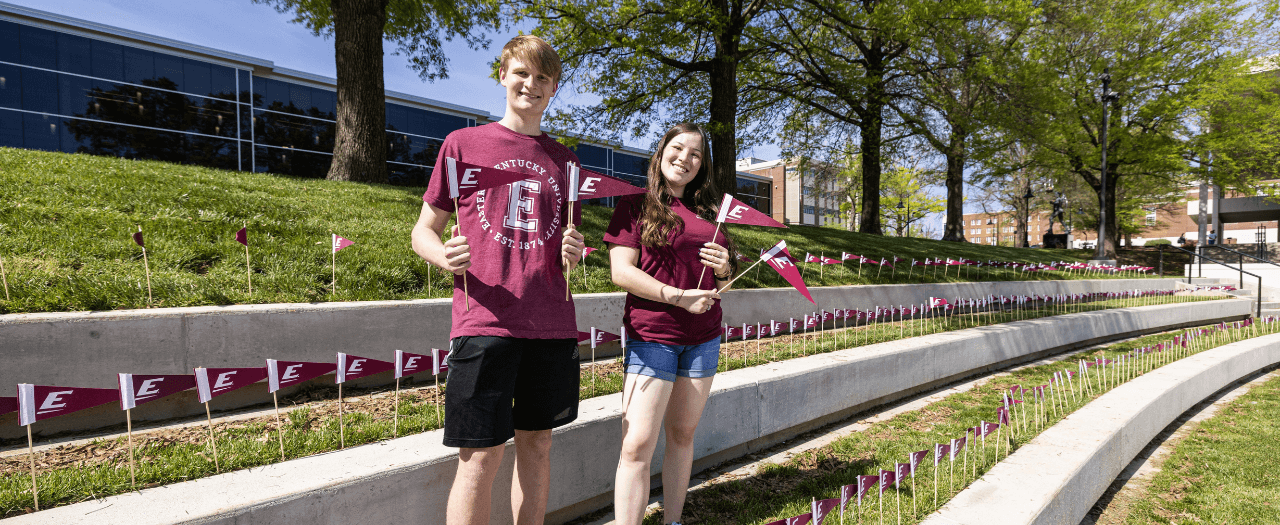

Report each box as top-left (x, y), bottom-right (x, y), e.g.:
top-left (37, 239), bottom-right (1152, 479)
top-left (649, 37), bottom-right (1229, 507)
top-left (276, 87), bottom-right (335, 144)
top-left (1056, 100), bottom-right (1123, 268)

top-left (423, 123), bottom-right (580, 339)
top-left (603, 194), bottom-right (726, 345)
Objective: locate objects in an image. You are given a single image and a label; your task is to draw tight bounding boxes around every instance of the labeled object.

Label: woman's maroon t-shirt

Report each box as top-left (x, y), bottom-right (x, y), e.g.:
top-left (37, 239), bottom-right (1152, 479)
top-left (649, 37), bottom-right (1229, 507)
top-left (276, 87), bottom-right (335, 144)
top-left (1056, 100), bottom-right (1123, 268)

top-left (423, 123), bottom-right (580, 340)
top-left (603, 194), bottom-right (727, 345)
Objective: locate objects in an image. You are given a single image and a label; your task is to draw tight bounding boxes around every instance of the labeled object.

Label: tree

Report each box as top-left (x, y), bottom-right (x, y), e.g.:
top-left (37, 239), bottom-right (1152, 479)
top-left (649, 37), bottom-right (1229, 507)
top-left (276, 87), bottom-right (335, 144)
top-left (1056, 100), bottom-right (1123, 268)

top-left (759, 0), bottom-right (922, 235)
top-left (997, 0), bottom-right (1276, 257)
top-left (891, 0), bottom-right (1037, 242)
top-left (515, 0), bottom-right (786, 194)
top-left (255, 0), bottom-right (500, 183)
top-left (879, 164), bottom-right (944, 237)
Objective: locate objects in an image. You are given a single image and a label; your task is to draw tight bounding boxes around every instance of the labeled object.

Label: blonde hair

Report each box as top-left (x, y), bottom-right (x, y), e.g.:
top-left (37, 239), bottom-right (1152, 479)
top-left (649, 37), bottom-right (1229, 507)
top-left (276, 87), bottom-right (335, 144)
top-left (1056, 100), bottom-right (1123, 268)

top-left (500, 35), bottom-right (563, 84)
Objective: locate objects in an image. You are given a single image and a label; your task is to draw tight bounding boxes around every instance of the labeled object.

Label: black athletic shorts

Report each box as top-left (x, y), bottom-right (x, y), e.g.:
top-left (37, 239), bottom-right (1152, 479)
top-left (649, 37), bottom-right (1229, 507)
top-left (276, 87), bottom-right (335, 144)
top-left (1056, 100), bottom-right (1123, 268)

top-left (442, 336), bottom-right (580, 448)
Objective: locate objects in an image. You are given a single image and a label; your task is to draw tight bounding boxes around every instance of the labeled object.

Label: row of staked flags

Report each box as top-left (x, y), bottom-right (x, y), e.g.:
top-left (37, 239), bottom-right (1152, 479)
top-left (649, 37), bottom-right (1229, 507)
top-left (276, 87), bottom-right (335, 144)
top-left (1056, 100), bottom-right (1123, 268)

top-left (799, 252), bottom-right (1154, 275)
top-left (719, 289), bottom-right (1177, 341)
top-left (2, 349), bottom-right (450, 427)
top-left (763, 316), bottom-right (1272, 525)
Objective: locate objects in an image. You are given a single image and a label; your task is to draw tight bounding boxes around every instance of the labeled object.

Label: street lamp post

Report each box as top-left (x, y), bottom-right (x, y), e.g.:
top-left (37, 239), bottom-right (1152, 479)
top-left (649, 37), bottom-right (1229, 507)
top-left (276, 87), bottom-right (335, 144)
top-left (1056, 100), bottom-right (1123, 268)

top-left (1023, 187), bottom-right (1034, 248)
top-left (896, 199), bottom-right (910, 237)
top-left (1095, 68), bottom-right (1120, 262)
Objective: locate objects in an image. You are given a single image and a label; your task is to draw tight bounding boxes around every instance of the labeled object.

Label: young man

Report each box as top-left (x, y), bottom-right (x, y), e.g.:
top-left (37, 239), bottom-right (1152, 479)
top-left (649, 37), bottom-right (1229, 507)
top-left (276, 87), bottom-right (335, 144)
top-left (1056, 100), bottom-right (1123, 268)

top-left (410, 35), bottom-right (585, 525)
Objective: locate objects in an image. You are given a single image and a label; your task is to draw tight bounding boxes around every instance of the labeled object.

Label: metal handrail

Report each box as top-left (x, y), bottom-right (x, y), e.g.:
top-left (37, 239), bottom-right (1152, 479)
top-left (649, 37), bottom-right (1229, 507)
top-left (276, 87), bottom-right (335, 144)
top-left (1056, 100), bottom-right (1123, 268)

top-left (1201, 244), bottom-right (1280, 273)
top-left (1161, 244), bottom-right (1262, 318)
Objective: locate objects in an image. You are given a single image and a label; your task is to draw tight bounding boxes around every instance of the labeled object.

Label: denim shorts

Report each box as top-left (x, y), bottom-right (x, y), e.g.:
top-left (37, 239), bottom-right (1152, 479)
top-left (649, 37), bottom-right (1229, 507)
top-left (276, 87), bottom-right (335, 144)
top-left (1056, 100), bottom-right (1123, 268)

top-left (623, 337), bottom-right (721, 382)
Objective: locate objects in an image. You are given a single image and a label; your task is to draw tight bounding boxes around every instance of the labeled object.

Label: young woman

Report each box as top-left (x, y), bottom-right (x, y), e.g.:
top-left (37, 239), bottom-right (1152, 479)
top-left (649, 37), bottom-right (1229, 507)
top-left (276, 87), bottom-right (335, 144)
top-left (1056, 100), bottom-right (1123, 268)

top-left (604, 122), bottom-right (738, 525)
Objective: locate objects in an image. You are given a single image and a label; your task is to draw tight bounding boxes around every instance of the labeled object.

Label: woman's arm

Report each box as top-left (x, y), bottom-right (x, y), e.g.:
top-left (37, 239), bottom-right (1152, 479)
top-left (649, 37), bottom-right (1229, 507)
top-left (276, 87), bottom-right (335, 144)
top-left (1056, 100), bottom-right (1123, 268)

top-left (609, 243), bottom-right (719, 314)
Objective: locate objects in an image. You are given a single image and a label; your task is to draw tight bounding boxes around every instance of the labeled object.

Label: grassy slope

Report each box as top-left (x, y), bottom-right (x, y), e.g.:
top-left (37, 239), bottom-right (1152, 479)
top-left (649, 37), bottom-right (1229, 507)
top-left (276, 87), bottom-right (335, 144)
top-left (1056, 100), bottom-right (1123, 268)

top-left (1125, 371), bottom-right (1280, 524)
top-left (2, 148), bottom-right (1122, 314)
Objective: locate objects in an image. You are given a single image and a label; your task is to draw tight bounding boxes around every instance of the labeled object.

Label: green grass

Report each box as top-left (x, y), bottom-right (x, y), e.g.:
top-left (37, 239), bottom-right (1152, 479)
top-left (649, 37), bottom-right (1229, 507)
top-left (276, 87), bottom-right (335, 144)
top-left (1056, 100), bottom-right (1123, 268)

top-left (654, 316), bottom-right (1269, 525)
top-left (0, 294), bottom-right (1219, 516)
top-left (0, 148), bottom-right (1152, 314)
top-left (1122, 372), bottom-right (1280, 524)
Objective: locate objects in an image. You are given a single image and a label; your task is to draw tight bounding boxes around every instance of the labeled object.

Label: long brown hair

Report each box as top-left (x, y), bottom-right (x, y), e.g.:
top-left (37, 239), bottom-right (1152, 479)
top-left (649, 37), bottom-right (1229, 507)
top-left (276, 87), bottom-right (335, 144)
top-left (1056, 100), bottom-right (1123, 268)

top-left (636, 123), bottom-right (739, 274)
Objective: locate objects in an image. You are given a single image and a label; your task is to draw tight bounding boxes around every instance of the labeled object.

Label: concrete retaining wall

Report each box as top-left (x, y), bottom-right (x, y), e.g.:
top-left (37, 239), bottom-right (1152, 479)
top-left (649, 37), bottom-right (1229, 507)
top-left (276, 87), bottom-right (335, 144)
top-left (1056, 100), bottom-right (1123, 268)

top-left (923, 324), bottom-right (1280, 525)
top-left (2, 299), bottom-right (1250, 525)
top-left (0, 279), bottom-right (1181, 439)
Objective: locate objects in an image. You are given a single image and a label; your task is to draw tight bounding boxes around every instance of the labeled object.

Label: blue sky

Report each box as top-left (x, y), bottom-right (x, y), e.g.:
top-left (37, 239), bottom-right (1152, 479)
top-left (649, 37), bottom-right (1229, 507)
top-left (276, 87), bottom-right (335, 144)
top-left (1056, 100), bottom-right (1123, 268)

top-left (13, 0), bottom-right (963, 233)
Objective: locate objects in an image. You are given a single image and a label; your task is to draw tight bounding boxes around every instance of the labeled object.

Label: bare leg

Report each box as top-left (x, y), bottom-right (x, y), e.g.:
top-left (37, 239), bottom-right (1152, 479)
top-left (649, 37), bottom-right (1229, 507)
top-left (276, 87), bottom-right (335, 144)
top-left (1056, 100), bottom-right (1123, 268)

top-left (615, 374), bottom-right (675, 525)
top-left (661, 376), bottom-right (715, 524)
top-left (447, 445), bottom-right (505, 525)
top-left (513, 429), bottom-right (554, 525)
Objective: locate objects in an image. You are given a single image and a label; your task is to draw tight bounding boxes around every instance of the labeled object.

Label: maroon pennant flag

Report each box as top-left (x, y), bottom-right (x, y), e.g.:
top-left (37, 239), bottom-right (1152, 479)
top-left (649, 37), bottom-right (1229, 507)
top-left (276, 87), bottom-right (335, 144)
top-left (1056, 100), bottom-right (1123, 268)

top-left (394, 350), bottom-right (434, 378)
top-left (761, 241), bottom-right (815, 304)
top-left (336, 353), bottom-right (394, 384)
top-left (770, 320), bottom-right (785, 336)
top-left (572, 166), bottom-right (647, 201)
top-left (805, 253), bottom-right (821, 263)
top-left (840, 483), bottom-right (857, 512)
top-left (445, 156), bottom-right (535, 199)
top-left (981, 420), bottom-right (1000, 439)
top-left (132, 231), bottom-right (145, 247)
top-left (953, 436), bottom-right (967, 458)
top-left (908, 450), bottom-right (928, 476)
top-left (725, 324), bottom-right (743, 340)
top-left (743, 323), bottom-right (756, 338)
top-left (267, 359), bottom-right (336, 393)
top-left (785, 514), bottom-right (812, 525)
top-left (118, 373), bottom-right (196, 410)
top-left (577, 330), bottom-right (593, 344)
top-left (591, 327), bottom-right (621, 348)
top-left (195, 367), bottom-right (267, 403)
top-left (432, 348), bottom-right (451, 375)
top-left (858, 474), bottom-right (878, 503)
top-left (934, 443), bottom-right (950, 466)
top-left (895, 463), bottom-right (910, 488)
top-left (790, 317), bottom-right (801, 332)
top-left (821, 256), bottom-right (841, 265)
top-left (821, 310), bottom-right (834, 323)
top-left (998, 406), bottom-right (1010, 426)
top-left (18, 384), bottom-right (118, 426)
top-left (235, 227), bottom-right (248, 246)
top-left (716, 193), bottom-right (788, 228)
top-left (1, 396), bottom-right (18, 416)
top-left (880, 469), bottom-right (896, 494)
top-left (805, 315), bottom-right (819, 329)
top-left (812, 498), bottom-right (840, 525)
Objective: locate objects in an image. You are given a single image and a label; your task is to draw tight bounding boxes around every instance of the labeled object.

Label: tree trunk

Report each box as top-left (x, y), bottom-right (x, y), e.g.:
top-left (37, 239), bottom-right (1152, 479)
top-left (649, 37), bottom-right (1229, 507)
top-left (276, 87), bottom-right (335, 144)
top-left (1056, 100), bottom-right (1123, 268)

top-left (858, 49), bottom-right (886, 235)
top-left (1016, 178), bottom-right (1030, 248)
top-left (708, 38), bottom-right (740, 201)
top-left (940, 131), bottom-right (967, 242)
top-left (328, 0), bottom-right (389, 184)
top-left (1102, 171), bottom-right (1120, 258)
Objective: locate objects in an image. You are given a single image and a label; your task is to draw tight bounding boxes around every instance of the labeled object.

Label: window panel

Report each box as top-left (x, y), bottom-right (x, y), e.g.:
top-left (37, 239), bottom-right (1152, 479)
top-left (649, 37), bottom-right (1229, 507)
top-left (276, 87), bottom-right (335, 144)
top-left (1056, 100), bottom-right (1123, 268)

top-left (387, 163), bottom-right (428, 186)
top-left (20, 25), bottom-right (57, 69)
top-left (254, 145), bottom-right (332, 177)
top-left (386, 102), bottom-right (407, 132)
top-left (0, 65), bottom-right (19, 109)
top-left (186, 134), bottom-right (238, 170)
top-left (122, 46), bottom-right (153, 85)
top-left (266, 79), bottom-right (292, 112)
top-left (311, 88), bottom-right (334, 118)
top-left (209, 64), bottom-right (235, 101)
top-left (183, 59), bottom-right (211, 97)
top-left (90, 40), bottom-right (124, 81)
top-left (237, 69), bottom-right (252, 104)
top-left (21, 68), bottom-right (57, 113)
top-left (23, 112), bottom-right (60, 151)
top-left (58, 73), bottom-right (94, 118)
top-left (0, 108), bottom-right (21, 147)
top-left (288, 83), bottom-right (311, 113)
top-left (386, 131), bottom-right (440, 166)
top-left (254, 109), bottom-right (334, 153)
top-left (574, 144), bottom-right (609, 170)
top-left (613, 153), bottom-right (648, 177)
top-left (0, 21), bottom-right (18, 64)
top-left (56, 32), bottom-right (91, 76)
top-left (423, 110), bottom-right (468, 139)
top-left (153, 54), bottom-right (184, 92)
top-left (239, 104), bottom-right (252, 140)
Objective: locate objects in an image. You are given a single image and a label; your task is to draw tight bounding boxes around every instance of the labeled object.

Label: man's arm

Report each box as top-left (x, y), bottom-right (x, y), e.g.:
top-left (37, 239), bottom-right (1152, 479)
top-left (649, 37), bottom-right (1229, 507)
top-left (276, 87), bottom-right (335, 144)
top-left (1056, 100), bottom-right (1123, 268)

top-left (411, 202), bottom-right (471, 274)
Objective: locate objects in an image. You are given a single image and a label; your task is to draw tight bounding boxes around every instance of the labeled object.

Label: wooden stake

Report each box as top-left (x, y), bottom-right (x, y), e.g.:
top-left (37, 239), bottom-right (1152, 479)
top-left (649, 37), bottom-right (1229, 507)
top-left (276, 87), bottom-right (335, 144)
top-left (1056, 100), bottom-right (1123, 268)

top-left (434, 374), bottom-right (443, 425)
top-left (27, 424), bottom-right (38, 511)
top-left (138, 226), bottom-right (152, 306)
top-left (205, 402), bottom-right (220, 472)
top-left (393, 377), bottom-right (401, 438)
top-left (565, 201), bottom-right (577, 301)
top-left (696, 221), bottom-right (724, 290)
top-left (244, 226), bottom-right (252, 296)
top-left (272, 392), bottom-right (285, 461)
top-left (453, 199), bottom-right (470, 311)
top-left (338, 382), bottom-right (345, 449)
top-left (126, 408), bottom-right (136, 488)
top-left (1, 253), bottom-right (10, 301)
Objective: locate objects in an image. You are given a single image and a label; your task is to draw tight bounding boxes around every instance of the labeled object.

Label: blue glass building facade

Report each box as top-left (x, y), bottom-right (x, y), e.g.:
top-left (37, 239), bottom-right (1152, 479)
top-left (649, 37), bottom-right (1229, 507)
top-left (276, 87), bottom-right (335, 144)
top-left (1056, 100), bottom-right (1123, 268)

top-left (0, 5), bottom-right (655, 191)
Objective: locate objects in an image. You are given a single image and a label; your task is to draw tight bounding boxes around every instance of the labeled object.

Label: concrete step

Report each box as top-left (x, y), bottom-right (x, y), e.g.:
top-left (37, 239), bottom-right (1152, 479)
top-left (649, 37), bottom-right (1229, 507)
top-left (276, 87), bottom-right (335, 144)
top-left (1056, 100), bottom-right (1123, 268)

top-left (1227, 289), bottom-right (1255, 297)
top-left (1186, 277), bottom-right (1229, 285)
top-left (1260, 309), bottom-right (1280, 318)
top-left (1261, 302), bottom-right (1280, 310)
